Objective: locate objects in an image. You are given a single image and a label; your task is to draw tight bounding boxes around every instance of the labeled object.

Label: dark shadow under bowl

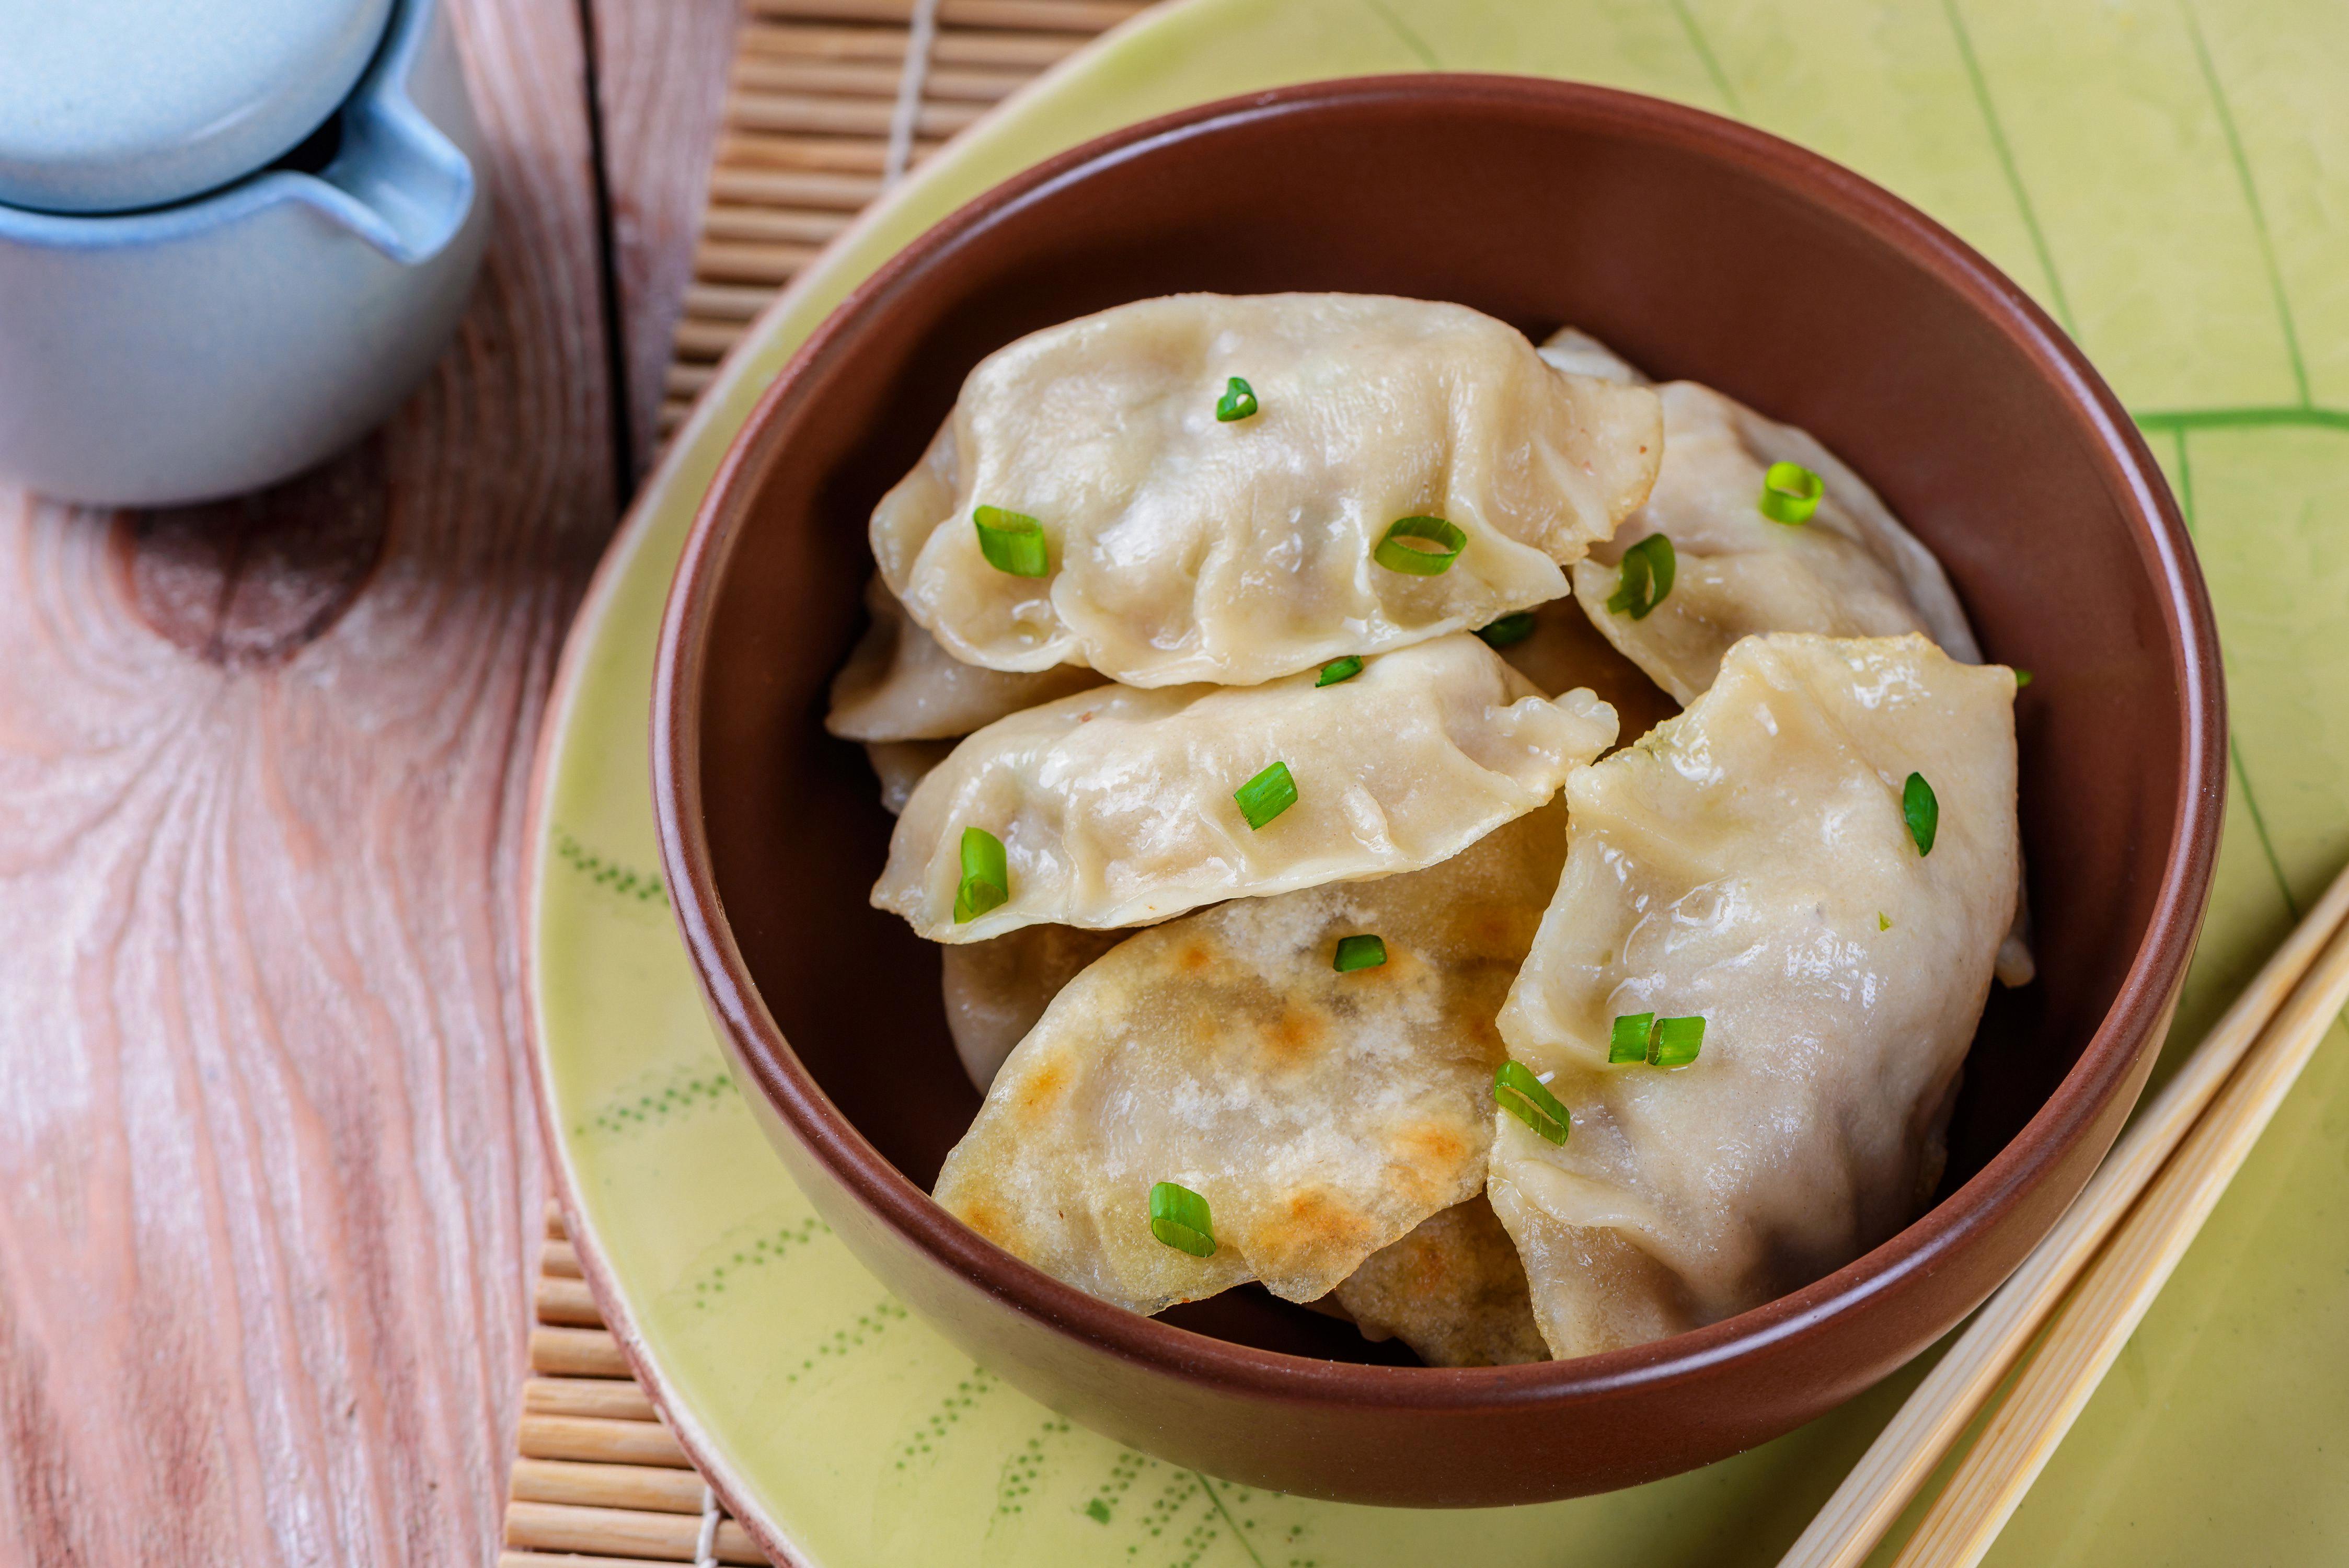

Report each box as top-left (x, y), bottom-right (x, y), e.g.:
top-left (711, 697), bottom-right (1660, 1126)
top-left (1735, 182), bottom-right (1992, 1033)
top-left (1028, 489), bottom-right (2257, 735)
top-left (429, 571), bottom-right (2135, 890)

top-left (653, 74), bottom-right (2222, 1506)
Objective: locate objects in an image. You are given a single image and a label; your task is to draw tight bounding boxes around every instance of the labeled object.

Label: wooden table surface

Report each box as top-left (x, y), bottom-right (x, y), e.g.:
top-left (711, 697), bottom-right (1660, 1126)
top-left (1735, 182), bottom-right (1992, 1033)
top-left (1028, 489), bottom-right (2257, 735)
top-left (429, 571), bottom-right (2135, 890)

top-left (0, 1), bottom-right (740, 1560)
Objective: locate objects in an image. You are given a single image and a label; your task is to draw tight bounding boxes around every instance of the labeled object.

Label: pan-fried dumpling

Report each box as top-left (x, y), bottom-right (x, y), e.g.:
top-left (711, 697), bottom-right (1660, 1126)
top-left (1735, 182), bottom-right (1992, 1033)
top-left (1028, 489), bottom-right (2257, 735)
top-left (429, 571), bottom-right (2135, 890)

top-left (874, 634), bottom-right (1615, 943)
top-left (933, 800), bottom-right (1569, 1316)
top-left (1489, 634), bottom-right (2021, 1359)
top-left (1330, 1196), bottom-right (1549, 1367)
top-left (1489, 597), bottom-right (1679, 745)
top-left (940, 924), bottom-right (1126, 1091)
top-left (828, 575), bottom-right (1105, 742)
top-left (873, 294), bottom-right (1664, 687)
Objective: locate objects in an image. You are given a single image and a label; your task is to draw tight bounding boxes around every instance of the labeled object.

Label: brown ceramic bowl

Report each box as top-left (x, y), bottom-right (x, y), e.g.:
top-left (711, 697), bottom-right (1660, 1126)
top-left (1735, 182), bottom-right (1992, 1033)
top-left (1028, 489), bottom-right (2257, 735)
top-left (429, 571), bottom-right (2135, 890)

top-left (652, 75), bottom-right (2221, 1507)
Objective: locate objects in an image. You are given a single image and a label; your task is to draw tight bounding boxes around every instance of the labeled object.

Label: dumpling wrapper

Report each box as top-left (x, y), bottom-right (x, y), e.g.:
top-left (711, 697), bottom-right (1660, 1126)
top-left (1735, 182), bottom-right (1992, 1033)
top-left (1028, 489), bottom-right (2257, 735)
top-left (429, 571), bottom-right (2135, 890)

top-left (1546, 329), bottom-right (2033, 988)
top-left (1490, 633), bottom-right (2021, 1359)
top-left (874, 293), bottom-right (1664, 688)
top-left (1547, 331), bottom-right (1979, 708)
top-left (874, 634), bottom-right (1616, 943)
top-left (1330, 1195), bottom-right (1549, 1367)
top-left (828, 575), bottom-right (1105, 742)
top-left (934, 799), bottom-right (1571, 1316)
top-left (863, 739), bottom-right (955, 816)
top-left (940, 924), bottom-right (1126, 1091)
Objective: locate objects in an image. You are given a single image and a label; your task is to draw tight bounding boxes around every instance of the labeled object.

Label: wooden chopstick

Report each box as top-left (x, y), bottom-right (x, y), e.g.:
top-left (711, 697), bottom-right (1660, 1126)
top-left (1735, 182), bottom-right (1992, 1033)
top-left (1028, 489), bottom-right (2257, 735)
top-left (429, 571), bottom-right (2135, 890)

top-left (1892, 903), bottom-right (2349, 1566)
top-left (1781, 858), bottom-right (2349, 1568)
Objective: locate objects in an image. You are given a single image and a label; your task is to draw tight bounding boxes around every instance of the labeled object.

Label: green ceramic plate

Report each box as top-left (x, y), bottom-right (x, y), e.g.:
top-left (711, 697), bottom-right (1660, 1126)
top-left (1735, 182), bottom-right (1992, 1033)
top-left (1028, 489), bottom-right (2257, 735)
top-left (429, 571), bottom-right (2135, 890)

top-left (526, 1), bottom-right (2349, 1561)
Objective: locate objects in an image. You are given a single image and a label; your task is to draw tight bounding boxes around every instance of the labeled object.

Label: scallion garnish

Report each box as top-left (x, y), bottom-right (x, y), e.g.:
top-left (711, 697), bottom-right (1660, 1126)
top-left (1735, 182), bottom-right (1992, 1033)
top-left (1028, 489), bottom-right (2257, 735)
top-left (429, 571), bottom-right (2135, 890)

top-left (1758, 460), bottom-right (1824, 525)
top-left (953, 827), bottom-right (1009, 922)
top-left (1650, 1015), bottom-right (1706, 1067)
top-left (1147, 1181), bottom-right (1216, 1257)
top-left (1333, 934), bottom-right (1387, 972)
top-left (1215, 376), bottom-right (1258, 422)
top-left (1494, 1062), bottom-right (1571, 1145)
top-left (1605, 533), bottom-right (1675, 619)
top-left (1608, 1012), bottom-right (1655, 1064)
top-left (1880, 912), bottom-right (1893, 931)
top-left (1374, 516), bottom-right (1467, 576)
top-left (1903, 771), bottom-right (1939, 857)
top-left (1316, 655), bottom-right (1363, 687)
top-left (1233, 761), bottom-right (1297, 829)
top-left (2014, 668), bottom-right (2034, 688)
top-left (1476, 612), bottom-right (1537, 649)
top-left (972, 505), bottom-right (1049, 577)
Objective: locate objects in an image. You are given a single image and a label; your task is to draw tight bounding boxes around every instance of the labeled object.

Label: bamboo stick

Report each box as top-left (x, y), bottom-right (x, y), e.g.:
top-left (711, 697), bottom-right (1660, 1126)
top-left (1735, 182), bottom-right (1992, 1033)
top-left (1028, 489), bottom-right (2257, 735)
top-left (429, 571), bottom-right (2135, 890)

top-left (733, 56), bottom-right (1030, 102)
top-left (745, 0), bottom-right (1145, 30)
top-left (534, 1274), bottom-right (605, 1329)
top-left (543, 1201), bottom-right (568, 1241)
top-left (1782, 858), bottom-right (2349, 1568)
top-left (684, 281), bottom-right (788, 320)
top-left (1892, 908), bottom-right (2349, 1567)
top-left (510, 1457), bottom-right (708, 1514)
top-left (674, 321), bottom-right (752, 362)
top-left (502, 1552), bottom-right (704, 1568)
top-left (706, 166), bottom-right (883, 210)
top-left (505, 1500), bottom-right (764, 1564)
top-left (540, 1239), bottom-right (583, 1278)
top-left (723, 91), bottom-right (984, 139)
top-left (700, 205), bottom-right (853, 246)
top-left (738, 20), bottom-right (1089, 68)
top-left (529, 1325), bottom-right (629, 1378)
top-left (691, 243), bottom-right (821, 287)
top-left (523, 1376), bottom-right (659, 1422)
top-left (519, 1413), bottom-right (690, 1468)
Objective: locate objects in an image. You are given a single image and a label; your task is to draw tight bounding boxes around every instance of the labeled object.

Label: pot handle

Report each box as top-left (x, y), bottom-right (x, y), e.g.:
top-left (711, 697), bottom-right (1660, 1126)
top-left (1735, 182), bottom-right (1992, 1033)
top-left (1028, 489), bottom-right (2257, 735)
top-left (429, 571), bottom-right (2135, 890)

top-left (298, 95), bottom-right (475, 265)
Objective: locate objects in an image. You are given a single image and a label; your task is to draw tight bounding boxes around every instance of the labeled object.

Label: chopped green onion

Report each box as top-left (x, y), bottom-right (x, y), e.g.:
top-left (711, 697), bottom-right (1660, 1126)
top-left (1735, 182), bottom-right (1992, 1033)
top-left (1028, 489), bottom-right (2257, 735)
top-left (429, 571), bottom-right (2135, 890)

top-left (1476, 612), bottom-right (1537, 649)
top-left (1316, 655), bottom-right (1364, 687)
top-left (1649, 1014), bottom-right (1706, 1067)
top-left (1147, 1181), bottom-right (1217, 1257)
top-left (953, 827), bottom-right (1009, 922)
top-left (972, 505), bottom-right (1049, 577)
top-left (1605, 533), bottom-right (1676, 620)
top-left (1215, 376), bottom-right (1258, 422)
top-left (1374, 516), bottom-right (1467, 576)
top-left (1758, 460), bottom-right (1824, 525)
top-left (1234, 761), bottom-right (1298, 830)
top-left (2014, 668), bottom-right (2034, 688)
top-left (1608, 1012), bottom-right (1656, 1065)
top-left (1879, 912), bottom-right (1893, 932)
top-left (1333, 934), bottom-right (1387, 972)
top-left (1903, 771), bottom-right (1939, 857)
top-left (1494, 1062), bottom-right (1571, 1146)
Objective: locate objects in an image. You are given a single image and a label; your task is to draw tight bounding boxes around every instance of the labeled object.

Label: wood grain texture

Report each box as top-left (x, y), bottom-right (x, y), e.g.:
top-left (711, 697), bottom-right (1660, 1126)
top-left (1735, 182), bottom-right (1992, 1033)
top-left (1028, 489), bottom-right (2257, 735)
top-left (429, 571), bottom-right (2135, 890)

top-left (0, 0), bottom-right (627, 1558)
top-left (590, 0), bottom-right (743, 467)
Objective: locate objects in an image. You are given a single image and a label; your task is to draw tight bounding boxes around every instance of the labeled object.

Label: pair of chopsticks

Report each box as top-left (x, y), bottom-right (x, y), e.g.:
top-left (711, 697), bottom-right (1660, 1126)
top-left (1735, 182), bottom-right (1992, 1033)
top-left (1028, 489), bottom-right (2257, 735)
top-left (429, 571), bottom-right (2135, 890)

top-left (1784, 857), bottom-right (2349, 1568)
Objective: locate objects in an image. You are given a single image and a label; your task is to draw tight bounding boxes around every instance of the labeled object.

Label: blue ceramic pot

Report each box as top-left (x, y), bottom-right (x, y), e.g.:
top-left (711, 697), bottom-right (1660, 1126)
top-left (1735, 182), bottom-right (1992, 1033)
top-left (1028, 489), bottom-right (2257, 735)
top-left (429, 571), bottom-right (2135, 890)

top-left (0, 0), bottom-right (489, 505)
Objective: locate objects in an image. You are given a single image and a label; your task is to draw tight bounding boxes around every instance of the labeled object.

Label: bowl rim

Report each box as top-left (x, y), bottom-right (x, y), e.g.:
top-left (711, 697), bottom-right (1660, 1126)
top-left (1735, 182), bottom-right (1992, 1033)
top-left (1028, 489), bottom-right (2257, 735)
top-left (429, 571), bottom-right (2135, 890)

top-left (652, 72), bottom-right (2225, 1409)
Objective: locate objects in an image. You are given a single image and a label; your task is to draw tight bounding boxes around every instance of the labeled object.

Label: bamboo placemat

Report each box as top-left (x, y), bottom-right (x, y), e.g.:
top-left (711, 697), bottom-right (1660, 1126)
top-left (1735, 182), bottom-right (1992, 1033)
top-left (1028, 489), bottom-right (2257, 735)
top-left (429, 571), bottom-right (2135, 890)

top-left (658, 0), bottom-right (1150, 444)
top-left (511, 4), bottom-right (1143, 1561)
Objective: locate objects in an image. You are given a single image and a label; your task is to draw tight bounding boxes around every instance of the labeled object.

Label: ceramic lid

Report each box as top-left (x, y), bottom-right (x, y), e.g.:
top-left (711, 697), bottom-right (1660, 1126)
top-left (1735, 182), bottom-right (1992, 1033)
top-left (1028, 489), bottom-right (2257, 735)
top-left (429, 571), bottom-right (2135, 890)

top-left (0, 0), bottom-right (397, 214)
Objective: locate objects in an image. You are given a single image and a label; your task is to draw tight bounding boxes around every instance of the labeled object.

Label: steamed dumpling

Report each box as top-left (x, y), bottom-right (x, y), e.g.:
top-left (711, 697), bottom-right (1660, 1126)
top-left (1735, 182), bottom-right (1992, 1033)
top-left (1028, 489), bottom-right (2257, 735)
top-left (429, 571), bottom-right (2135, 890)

top-left (934, 800), bottom-right (1569, 1316)
top-left (940, 924), bottom-right (1126, 1090)
top-left (1330, 1196), bottom-right (1549, 1367)
top-left (1547, 329), bottom-right (1979, 706)
top-left (1488, 634), bottom-right (2021, 1359)
top-left (874, 294), bottom-right (1664, 687)
top-left (873, 635), bottom-right (1616, 943)
top-left (863, 739), bottom-right (954, 815)
top-left (828, 575), bottom-right (1106, 742)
